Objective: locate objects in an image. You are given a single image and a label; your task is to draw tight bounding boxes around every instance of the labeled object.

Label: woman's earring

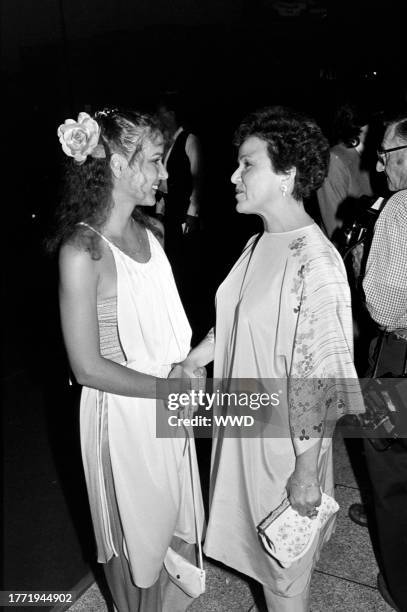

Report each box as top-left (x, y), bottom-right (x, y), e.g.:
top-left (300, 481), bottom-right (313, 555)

top-left (281, 184), bottom-right (288, 197)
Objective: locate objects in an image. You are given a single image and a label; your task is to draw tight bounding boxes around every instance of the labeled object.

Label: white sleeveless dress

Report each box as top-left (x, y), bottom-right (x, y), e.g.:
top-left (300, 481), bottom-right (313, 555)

top-left (79, 224), bottom-right (204, 588)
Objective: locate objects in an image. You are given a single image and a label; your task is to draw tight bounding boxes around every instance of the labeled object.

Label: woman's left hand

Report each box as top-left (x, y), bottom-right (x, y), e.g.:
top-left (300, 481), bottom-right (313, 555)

top-left (287, 475), bottom-right (322, 518)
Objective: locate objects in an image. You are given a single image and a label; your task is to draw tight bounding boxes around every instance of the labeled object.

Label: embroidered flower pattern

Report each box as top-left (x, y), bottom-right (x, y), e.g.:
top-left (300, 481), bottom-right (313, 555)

top-left (292, 262), bottom-right (310, 295)
top-left (337, 398), bottom-right (346, 411)
top-left (285, 228), bottom-right (362, 443)
top-left (289, 236), bottom-right (307, 256)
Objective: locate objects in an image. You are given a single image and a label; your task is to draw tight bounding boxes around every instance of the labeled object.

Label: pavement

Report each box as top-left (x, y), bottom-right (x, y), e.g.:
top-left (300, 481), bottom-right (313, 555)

top-left (67, 433), bottom-right (394, 612)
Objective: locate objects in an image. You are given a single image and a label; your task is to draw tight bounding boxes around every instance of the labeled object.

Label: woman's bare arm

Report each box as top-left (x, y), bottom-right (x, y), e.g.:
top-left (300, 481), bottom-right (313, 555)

top-left (169, 328), bottom-right (215, 378)
top-left (59, 243), bottom-right (174, 398)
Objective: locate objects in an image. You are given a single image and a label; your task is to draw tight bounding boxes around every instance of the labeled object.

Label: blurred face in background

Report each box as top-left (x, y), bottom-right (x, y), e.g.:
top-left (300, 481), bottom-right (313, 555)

top-left (157, 105), bottom-right (178, 140)
top-left (376, 123), bottom-right (407, 191)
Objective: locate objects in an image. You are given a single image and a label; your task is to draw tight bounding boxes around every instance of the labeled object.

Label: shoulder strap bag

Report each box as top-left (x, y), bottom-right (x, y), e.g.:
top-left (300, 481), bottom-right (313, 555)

top-left (164, 429), bottom-right (205, 598)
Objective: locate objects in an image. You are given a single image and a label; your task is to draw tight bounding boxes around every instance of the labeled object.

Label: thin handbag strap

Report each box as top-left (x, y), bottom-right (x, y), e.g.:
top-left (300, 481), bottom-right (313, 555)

top-left (227, 234), bottom-right (263, 375)
top-left (184, 426), bottom-right (204, 571)
top-left (238, 232), bottom-right (262, 302)
top-left (372, 327), bottom-right (387, 378)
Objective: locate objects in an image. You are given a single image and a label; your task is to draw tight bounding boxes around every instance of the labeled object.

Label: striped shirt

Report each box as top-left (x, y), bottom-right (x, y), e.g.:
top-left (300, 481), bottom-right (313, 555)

top-left (363, 189), bottom-right (407, 331)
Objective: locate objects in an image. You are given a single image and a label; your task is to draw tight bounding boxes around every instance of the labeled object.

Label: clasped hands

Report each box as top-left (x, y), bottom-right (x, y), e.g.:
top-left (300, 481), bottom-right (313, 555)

top-left (167, 359), bottom-right (206, 420)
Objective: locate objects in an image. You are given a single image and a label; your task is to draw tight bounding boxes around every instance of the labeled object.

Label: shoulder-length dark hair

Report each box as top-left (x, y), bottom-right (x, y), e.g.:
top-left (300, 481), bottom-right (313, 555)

top-left (47, 109), bottom-right (162, 258)
top-left (234, 105), bottom-right (330, 201)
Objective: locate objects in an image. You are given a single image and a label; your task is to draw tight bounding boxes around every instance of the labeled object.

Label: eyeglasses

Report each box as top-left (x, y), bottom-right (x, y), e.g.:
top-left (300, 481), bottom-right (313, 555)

top-left (377, 144), bottom-right (407, 164)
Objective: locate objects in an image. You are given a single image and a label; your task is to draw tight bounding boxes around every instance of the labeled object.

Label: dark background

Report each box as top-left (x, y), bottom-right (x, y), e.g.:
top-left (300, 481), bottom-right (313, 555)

top-left (2, 0), bottom-right (407, 608)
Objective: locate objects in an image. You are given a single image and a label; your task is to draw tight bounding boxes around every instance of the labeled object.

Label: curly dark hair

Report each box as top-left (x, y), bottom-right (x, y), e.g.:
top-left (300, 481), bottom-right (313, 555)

top-left (332, 102), bottom-right (374, 147)
top-left (47, 109), bottom-right (163, 258)
top-left (233, 106), bottom-right (330, 201)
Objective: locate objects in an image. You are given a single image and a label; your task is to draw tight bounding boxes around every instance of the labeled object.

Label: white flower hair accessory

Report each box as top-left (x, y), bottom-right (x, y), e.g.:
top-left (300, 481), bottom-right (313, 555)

top-left (57, 112), bottom-right (102, 163)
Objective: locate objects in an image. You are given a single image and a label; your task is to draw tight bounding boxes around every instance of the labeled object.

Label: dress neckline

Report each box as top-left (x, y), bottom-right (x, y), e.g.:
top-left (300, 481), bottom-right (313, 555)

top-left (79, 221), bottom-right (153, 265)
top-left (262, 222), bottom-right (317, 237)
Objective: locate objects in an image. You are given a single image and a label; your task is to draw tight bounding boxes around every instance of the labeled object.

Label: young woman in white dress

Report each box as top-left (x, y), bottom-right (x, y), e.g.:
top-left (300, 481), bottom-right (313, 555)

top-left (50, 109), bottom-right (204, 612)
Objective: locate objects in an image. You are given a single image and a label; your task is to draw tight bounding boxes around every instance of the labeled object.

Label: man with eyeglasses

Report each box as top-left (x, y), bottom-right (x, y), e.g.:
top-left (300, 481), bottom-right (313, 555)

top-left (353, 112), bottom-right (407, 612)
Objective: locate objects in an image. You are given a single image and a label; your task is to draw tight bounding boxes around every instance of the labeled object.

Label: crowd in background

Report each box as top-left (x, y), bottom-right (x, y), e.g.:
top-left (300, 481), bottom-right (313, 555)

top-left (5, 79), bottom-right (406, 612)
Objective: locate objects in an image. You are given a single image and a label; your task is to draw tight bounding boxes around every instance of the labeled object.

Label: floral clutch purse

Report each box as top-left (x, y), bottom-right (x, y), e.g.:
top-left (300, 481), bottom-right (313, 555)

top-left (257, 493), bottom-right (339, 568)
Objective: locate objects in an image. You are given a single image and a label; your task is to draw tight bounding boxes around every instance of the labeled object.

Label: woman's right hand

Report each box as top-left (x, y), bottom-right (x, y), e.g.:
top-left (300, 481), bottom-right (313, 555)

top-left (167, 360), bottom-right (206, 418)
top-left (169, 360), bottom-right (207, 398)
top-left (169, 358), bottom-right (206, 380)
